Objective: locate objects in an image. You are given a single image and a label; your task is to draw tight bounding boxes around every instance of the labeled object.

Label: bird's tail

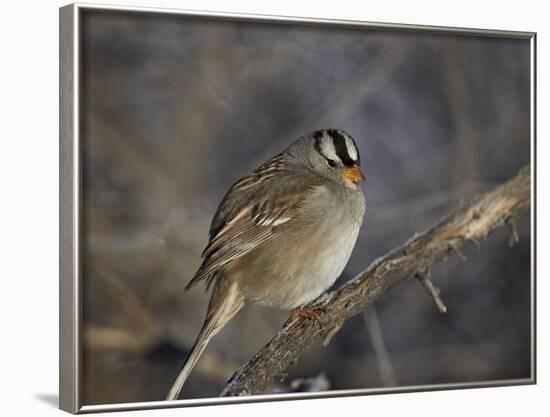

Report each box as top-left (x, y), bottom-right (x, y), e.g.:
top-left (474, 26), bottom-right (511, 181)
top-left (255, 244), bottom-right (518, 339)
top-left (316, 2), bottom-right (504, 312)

top-left (166, 281), bottom-right (244, 401)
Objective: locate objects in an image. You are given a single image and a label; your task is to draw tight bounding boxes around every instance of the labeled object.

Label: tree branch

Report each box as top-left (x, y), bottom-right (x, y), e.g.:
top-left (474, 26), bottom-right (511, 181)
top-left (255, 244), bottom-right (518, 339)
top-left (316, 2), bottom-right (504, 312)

top-left (362, 307), bottom-right (397, 386)
top-left (221, 165), bottom-right (531, 397)
top-left (416, 271), bottom-right (447, 313)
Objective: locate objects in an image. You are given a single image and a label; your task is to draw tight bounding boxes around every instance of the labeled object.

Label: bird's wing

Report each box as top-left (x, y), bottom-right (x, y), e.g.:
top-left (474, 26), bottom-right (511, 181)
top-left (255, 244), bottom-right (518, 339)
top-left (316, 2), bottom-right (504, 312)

top-left (186, 157), bottom-right (323, 291)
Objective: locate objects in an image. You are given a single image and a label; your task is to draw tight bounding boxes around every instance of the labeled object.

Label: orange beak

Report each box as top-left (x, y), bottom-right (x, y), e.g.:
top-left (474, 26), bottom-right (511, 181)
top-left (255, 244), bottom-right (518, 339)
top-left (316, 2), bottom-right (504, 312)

top-left (342, 166), bottom-right (365, 183)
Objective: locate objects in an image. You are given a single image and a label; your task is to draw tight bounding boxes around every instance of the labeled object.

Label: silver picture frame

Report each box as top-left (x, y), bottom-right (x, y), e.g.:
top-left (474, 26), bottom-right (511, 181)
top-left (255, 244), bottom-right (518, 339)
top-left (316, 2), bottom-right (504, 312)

top-left (60, 2), bottom-right (537, 414)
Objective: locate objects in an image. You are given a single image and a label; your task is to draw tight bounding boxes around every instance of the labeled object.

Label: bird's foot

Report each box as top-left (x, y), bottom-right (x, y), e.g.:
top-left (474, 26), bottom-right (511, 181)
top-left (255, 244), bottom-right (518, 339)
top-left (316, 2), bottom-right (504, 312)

top-left (290, 306), bottom-right (326, 328)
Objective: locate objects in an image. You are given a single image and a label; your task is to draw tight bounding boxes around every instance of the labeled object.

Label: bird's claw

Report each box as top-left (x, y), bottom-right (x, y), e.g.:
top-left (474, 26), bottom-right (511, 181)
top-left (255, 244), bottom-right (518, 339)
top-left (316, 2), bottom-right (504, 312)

top-left (290, 306), bottom-right (325, 327)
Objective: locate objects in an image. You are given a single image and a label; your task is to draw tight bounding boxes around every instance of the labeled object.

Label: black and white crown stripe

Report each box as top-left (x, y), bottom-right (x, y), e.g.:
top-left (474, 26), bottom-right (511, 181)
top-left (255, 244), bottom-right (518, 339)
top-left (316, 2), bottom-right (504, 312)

top-left (313, 129), bottom-right (360, 168)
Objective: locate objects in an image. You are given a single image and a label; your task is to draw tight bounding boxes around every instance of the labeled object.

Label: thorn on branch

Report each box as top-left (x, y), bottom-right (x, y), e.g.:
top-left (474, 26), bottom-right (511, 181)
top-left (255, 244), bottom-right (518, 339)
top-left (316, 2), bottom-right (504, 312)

top-left (506, 217), bottom-right (519, 247)
top-left (449, 242), bottom-right (467, 261)
top-left (416, 271), bottom-right (447, 313)
top-left (468, 238), bottom-right (481, 252)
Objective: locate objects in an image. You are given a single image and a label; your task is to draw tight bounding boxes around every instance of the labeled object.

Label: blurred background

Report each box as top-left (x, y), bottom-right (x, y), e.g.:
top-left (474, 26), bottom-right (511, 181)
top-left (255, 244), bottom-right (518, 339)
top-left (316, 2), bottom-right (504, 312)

top-left (80, 10), bottom-right (531, 405)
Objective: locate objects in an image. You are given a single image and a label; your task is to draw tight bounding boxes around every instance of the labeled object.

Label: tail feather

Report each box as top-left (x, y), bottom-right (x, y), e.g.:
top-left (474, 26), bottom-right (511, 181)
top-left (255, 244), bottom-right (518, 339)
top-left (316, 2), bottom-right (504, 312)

top-left (165, 320), bottom-right (215, 400)
top-left (166, 281), bottom-right (244, 401)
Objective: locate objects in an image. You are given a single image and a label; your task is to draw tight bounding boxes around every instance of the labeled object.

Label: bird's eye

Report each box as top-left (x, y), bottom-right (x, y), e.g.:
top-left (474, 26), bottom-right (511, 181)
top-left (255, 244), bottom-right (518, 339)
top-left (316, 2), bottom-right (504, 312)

top-left (327, 159), bottom-right (337, 168)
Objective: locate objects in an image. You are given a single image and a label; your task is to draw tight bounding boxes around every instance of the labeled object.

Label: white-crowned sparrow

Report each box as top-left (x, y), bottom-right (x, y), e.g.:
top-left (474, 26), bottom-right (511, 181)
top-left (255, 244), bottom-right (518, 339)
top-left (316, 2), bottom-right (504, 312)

top-left (166, 129), bottom-right (366, 400)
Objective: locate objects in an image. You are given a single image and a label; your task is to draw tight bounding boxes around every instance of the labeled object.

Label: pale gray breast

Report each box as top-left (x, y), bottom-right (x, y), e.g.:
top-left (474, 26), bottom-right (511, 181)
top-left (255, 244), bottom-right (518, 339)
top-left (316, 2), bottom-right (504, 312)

top-left (238, 184), bottom-right (365, 309)
top-left (288, 184), bottom-right (365, 306)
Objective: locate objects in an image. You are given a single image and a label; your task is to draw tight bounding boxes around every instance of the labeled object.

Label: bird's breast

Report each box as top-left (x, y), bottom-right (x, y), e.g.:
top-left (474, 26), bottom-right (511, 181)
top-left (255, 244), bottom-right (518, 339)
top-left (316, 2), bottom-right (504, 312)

top-left (237, 186), bottom-right (365, 309)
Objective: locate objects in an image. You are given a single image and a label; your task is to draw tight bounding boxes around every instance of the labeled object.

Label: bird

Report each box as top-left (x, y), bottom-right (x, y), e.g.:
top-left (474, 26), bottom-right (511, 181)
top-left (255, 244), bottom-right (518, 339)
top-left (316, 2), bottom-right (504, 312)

top-left (166, 128), bottom-right (366, 400)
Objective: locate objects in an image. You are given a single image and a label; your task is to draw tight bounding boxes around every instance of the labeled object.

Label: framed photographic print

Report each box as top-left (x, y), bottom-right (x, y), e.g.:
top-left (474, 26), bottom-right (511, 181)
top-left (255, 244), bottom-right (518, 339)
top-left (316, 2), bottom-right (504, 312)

top-left (59, 2), bottom-right (536, 414)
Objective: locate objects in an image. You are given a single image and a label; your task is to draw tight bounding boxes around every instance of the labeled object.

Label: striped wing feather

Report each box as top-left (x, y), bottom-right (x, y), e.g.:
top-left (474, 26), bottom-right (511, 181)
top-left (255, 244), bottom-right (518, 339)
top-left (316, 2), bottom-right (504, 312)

top-left (186, 157), bottom-right (321, 291)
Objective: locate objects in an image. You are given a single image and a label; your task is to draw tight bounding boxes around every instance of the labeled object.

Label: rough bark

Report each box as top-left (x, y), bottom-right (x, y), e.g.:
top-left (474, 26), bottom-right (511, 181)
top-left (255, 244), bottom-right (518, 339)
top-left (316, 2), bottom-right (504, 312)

top-left (221, 165), bottom-right (531, 397)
